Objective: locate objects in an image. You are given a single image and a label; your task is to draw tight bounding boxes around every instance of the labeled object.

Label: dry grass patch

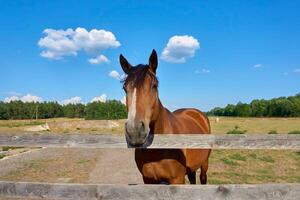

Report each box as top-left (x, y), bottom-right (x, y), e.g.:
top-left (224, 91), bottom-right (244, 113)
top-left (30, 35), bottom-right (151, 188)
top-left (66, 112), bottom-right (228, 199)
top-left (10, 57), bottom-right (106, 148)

top-left (207, 150), bottom-right (300, 184)
top-left (210, 117), bottom-right (300, 134)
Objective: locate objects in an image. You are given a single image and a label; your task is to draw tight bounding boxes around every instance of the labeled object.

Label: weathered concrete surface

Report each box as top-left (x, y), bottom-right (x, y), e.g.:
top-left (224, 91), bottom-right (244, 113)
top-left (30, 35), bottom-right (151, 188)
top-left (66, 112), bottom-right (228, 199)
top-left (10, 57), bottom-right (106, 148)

top-left (1, 133), bottom-right (300, 149)
top-left (0, 181), bottom-right (300, 200)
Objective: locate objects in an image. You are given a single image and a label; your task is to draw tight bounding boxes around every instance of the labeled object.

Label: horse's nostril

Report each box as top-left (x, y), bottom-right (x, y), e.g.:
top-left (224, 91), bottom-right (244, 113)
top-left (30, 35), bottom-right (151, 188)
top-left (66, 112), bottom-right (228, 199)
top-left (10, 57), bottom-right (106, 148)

top-left (139, 121), bottom-right (146, 132)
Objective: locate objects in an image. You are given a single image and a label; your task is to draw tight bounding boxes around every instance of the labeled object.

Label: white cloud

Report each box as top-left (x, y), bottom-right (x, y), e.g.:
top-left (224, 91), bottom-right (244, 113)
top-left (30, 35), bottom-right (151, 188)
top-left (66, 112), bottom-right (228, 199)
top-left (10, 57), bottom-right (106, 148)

top-left (38, 27), bottom-right (120, 60)
top-left (195, 69), bottom-right (210, 74)
top-left (294, 69), bottom-right (300, 73)
top-left (161, 35), bottom-right (200, 63)
top-left (4, 96), bottom-right (20, 103)
top-left (4, 94), bottom-right (43, 103)
top-left (88, 54), bottom-right (109, 65)
top-left (21, 94), bottom-right (43, 103)
top-left (38, 28), bottom-right (77, 59)
top-left (73, 27), bottom-right (120, 52)
top-left (109, 70), bottom-right (126, 80)
top-left (109, 70), bottom-right (120, 80)
top-left (61, 96), bottom-right (82, 105)
top-left (91, 94), bottom-right (107, 103)
top-left (253, 64), bottom-right (262, 68)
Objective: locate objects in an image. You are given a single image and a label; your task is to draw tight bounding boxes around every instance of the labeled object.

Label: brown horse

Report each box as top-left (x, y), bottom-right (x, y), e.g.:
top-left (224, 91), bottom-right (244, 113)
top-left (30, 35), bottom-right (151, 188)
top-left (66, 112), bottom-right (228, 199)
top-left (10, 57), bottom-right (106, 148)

top-left (119, 49), bottom-right (211, 184)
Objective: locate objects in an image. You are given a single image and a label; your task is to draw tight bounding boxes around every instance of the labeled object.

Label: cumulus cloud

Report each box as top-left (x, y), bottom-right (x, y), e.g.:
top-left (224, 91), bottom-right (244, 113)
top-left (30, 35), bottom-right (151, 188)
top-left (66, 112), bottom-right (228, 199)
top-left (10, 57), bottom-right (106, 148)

top-left (38, 28), bottom-right (77, 59)
top-left (109, 70), bottom-right (120, 80)
top-left (38, 27), bottom-right (120, 61)
top-left (4, 96), bottom-right (20, 103)
top-left (161, 35), bottom-right (200, 63)
top-left (109, 70), bottom-right (126, 80)
top-left (91, 94), bottom-right (107, 103)
top-left (73, 27), bottom-right (120, 52)
top-left (4, 94), bottom-right (43, 103)
top-left (61, 96), bottom-right (82, 105)
top-left (253, 64), bottom-right (262, 68)
top-left (21, 94), bottom-right (43, 103)
top-left (88, 54), bottom-right (109, 65)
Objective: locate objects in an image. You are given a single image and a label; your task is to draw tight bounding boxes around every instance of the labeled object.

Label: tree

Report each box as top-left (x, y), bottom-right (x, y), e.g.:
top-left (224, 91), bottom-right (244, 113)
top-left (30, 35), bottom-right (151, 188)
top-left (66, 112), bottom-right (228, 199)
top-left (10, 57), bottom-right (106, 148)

top-left (208, 93), bottom-right (300, 117)
top-left (85, 100), bottom-right (127, 120)
top-left (234, 102), bottom-right (251, 117)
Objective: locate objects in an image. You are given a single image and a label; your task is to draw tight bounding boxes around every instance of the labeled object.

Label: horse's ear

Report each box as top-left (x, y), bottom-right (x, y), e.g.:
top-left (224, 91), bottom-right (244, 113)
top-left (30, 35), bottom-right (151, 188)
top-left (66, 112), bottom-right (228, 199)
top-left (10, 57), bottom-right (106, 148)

top-left (119, 54), bottom-right (131, 74)
top-left (149, 49), bottom-right (158, 74)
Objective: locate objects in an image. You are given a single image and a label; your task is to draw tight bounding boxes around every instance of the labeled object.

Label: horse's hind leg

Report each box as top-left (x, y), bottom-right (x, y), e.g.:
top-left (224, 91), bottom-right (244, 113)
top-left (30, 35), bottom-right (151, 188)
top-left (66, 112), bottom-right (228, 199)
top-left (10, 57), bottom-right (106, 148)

top-left (200, 161), bottom-right (208, 184)
top-left (187, 171), bottom-right (196, 184)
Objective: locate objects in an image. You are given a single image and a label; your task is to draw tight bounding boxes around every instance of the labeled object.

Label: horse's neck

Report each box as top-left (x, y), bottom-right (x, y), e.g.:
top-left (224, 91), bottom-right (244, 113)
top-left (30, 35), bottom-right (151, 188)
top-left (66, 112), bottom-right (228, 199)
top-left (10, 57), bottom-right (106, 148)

top-left (150, 99), bottom-right (174, 134)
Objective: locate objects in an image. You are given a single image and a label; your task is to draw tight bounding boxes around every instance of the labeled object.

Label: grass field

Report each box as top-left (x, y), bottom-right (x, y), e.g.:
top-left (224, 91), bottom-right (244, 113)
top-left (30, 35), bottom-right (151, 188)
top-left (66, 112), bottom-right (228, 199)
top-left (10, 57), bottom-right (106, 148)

top-left (0, 117), bottom-right (300, 184)
top-left (206, 149), bottom-right (300, 184)
top-left (1, 117), bottom-right (300, 134)
top-left (209, 117), bottom-right (300, 134)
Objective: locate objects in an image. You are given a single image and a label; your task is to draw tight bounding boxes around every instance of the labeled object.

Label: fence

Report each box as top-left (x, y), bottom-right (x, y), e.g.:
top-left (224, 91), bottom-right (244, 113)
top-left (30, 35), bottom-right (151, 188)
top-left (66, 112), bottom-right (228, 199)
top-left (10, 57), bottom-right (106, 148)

top-left (0, 133), bottom-right (300, 200)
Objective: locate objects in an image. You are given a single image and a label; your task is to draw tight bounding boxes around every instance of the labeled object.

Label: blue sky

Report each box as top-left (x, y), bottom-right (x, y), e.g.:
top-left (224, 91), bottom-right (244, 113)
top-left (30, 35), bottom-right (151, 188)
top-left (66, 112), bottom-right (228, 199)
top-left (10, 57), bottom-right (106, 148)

top-left (0, 0), bottom-right (300, 111)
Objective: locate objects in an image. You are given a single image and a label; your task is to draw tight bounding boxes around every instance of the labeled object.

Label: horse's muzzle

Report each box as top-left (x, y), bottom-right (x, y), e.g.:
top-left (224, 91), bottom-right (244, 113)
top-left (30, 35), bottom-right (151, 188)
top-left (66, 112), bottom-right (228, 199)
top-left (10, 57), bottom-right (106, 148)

top-left (125, 121), bottom-right (149, 147)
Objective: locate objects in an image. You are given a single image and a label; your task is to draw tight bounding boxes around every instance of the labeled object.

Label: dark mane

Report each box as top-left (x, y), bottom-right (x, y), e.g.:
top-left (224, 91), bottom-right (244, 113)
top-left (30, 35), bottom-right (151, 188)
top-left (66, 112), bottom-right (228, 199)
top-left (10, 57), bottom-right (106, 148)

top-left (122, 64), bottom-right (158, 88)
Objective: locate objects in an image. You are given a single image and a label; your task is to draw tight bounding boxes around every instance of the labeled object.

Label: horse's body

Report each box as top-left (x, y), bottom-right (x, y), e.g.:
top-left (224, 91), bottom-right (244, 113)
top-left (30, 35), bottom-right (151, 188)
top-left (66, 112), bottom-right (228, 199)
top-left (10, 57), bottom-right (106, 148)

top-left (136, 103), bottom-right (211, 184)
top-left (120, 50), bottom-right (211, 184)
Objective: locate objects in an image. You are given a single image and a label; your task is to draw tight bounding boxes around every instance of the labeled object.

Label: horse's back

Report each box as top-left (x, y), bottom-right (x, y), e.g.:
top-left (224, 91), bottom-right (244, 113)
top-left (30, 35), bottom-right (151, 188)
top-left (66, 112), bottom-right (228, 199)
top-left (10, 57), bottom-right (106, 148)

top-left (172, 108), bottom-right (211, 134)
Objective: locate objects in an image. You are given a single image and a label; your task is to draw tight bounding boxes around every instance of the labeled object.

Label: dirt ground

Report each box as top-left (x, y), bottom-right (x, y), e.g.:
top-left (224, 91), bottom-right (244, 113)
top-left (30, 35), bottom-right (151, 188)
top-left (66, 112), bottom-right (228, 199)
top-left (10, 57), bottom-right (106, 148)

top-left (1, 147), bottom-right (300, 185)
top-left (0, 148), bottom-right (142, 184)
top-left (0, 117), bottom-right (300, 186)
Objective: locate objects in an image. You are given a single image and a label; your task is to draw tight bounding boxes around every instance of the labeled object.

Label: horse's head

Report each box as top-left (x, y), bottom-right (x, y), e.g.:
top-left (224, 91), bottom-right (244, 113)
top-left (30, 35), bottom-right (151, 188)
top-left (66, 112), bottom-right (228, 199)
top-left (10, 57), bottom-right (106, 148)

top-left (120, 50), bottom-right (159, 147)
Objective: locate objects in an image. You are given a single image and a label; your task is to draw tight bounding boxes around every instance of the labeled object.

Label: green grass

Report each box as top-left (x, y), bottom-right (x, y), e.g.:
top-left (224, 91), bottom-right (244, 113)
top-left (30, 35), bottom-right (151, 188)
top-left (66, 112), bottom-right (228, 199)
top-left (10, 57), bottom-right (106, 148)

top-left (208, 150), bottom-right (300, 184)
top-left (220, 158), bottom-right (239, 166)
top-left (288, 130), bottom-right (300, 134)
top-left (268, 130), bottom-right (278, 134)
top-left (249, 153), bottom-right (257, 159)
top-left (259, 155), bottom-right (275, 163)
top-left (0, 154), bottom-right (5, 159)
top-left (229, 153), bottom-right (247, 161)
top-left (2, 146), bottom-right (21, 151)
top-left (208, 179), bottom-right (227, 184)
top-left (226, 125), bottom-right (247, 134)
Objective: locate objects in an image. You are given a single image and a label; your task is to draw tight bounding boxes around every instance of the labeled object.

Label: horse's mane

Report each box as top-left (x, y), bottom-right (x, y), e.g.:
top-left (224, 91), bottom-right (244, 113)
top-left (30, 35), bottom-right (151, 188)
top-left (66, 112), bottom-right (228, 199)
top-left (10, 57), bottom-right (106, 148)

top-left (122, 64), bottom-right (158, 88)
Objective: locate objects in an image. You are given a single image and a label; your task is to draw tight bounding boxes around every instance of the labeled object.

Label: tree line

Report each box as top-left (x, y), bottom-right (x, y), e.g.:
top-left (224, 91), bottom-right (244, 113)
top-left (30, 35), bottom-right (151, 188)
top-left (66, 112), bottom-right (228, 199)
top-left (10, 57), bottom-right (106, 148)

top-left (0, 100), bottom-right (127, 120)
top-left (207, 93), bottom-right (300, 117)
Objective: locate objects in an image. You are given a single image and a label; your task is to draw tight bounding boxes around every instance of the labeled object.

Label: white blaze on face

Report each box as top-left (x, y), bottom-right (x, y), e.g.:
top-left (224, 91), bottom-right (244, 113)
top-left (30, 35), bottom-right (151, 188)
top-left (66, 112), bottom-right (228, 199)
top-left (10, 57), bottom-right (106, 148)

top-left (127, 88), bottom-right (137, 125)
